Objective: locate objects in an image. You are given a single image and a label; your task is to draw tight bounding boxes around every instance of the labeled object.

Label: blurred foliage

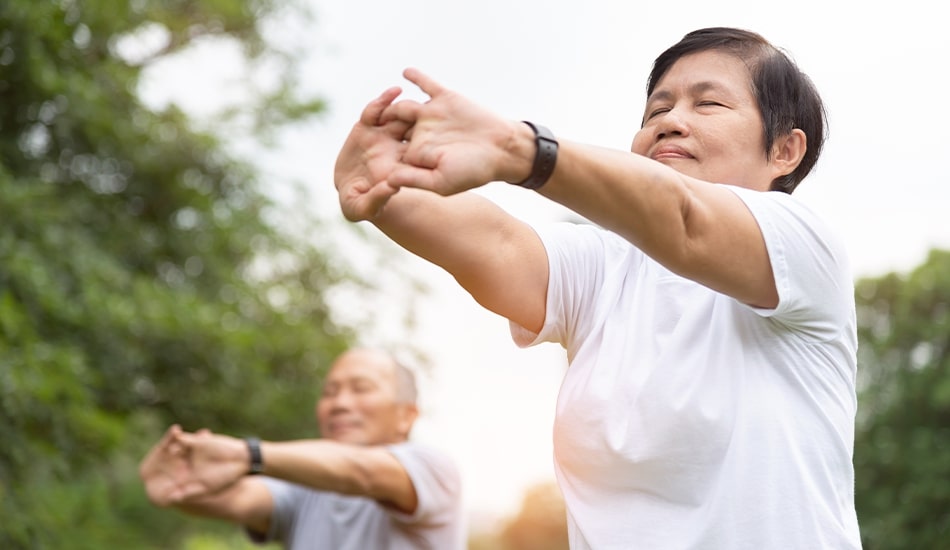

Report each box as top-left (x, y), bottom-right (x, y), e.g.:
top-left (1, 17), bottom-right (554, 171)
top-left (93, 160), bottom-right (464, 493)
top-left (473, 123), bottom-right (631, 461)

top-left (469, 481), bottom-right (568, 550)
top-left (853, 249), bottom-right (950, 548)
top-left (0, 0), bottom-right (361, 547)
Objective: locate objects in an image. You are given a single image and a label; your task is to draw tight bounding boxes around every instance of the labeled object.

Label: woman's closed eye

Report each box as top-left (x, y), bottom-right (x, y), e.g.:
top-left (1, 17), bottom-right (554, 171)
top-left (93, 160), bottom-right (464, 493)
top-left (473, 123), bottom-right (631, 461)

top-left (646, 107), bottom-right (671, 120)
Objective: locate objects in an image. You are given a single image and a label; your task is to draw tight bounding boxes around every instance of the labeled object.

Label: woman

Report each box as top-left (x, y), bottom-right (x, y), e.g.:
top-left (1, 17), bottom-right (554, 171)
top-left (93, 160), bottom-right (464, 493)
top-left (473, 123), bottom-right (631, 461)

top-left (334, 27), bottom-right (860, 549)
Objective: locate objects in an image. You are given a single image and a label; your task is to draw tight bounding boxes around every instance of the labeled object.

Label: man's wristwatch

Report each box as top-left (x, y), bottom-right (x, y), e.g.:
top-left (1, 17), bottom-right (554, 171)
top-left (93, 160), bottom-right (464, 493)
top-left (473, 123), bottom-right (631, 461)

top-left (245, 437), bottom-right (264, 475)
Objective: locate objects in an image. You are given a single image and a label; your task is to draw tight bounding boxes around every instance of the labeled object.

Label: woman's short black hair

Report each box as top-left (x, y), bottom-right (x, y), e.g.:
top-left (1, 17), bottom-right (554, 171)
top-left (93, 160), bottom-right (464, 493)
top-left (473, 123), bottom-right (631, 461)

top-left (647, 27), bottom-right (827, 194)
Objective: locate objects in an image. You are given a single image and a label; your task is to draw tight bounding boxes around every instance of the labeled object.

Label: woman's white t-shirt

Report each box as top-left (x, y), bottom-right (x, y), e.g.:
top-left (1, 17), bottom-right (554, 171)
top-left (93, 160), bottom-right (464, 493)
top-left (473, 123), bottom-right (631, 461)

top-left (512, 186), bottom-right (861, 549)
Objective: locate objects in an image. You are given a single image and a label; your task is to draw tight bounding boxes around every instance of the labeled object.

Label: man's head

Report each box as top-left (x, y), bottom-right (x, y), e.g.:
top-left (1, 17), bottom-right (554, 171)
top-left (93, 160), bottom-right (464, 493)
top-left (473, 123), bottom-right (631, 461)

top-left (635, 27), bottom-right (826, 194)
top-left (316, 348), bottom-right (419, 446)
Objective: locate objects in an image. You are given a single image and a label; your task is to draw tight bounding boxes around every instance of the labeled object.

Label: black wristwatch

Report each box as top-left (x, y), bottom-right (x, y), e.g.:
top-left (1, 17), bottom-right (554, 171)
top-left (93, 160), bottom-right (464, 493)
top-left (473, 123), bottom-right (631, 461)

top-left (512, 121), bottom-right (558, 190)
top-left (245, 437), bottom-right (264, 475)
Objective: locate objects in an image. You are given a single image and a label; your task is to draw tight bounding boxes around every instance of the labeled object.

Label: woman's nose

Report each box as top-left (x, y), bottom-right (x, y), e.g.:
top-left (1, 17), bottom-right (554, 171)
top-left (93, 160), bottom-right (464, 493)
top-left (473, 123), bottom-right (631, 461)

top-left (655, 108), bottom-right (690, 140)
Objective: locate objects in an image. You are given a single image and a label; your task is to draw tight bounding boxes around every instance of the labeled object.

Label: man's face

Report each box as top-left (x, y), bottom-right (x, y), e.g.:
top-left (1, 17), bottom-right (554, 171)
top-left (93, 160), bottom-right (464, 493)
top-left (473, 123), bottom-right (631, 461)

top-left (316, 350), bottom-right (416, 445)
top-left (631, 50), bottom-right (780, 192)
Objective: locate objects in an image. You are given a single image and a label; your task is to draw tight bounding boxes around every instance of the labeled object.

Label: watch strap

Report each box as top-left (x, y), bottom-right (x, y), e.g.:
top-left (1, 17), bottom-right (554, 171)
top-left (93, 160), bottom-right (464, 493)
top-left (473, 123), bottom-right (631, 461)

top-left (513, 121), bottom-right (558, 190)
top-left (245, 437), bottom-right (264, 475)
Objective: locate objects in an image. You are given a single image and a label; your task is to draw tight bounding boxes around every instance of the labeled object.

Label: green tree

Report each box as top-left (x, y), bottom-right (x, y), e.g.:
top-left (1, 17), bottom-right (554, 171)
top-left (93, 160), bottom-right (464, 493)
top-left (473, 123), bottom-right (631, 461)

top-left (0, 1), bottom-right (361, 547)
top-left (854, 249), bottom-right (950, 549)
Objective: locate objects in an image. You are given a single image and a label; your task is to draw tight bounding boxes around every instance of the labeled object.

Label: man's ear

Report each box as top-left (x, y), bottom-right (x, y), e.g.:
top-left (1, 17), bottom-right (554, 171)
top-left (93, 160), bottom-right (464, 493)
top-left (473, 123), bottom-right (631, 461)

top-left (771, 128), bottom-right (807, 177)
top-left (397, 403), bottom-right (419, 439)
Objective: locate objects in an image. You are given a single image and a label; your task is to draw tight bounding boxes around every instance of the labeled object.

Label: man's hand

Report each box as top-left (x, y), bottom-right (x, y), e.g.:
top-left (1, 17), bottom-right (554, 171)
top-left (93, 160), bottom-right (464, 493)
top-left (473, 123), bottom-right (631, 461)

top-left (167, 429), bottom-right (252, 501)
top-left (334, 86), bottom-right (413, 222)
top-left (139, 424), bottom-right (191, 507)
top-left (140, 425), bottom-right (252, 505)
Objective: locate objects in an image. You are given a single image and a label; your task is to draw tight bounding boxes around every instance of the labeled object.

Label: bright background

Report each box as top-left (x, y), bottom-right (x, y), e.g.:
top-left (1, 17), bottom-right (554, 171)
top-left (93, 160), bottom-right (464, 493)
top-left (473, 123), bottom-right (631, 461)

top-left (142, 0), bottom-right (950, 531)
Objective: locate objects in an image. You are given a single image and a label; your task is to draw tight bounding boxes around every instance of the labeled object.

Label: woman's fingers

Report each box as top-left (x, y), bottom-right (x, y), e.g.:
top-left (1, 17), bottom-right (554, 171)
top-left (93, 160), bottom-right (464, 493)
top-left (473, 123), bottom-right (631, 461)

top-left (403, 67), bottom-right (446, 98)
top-left (380, 99), bottom-right (423, 127)
top-left (359, 86), bottom-right (403, 126)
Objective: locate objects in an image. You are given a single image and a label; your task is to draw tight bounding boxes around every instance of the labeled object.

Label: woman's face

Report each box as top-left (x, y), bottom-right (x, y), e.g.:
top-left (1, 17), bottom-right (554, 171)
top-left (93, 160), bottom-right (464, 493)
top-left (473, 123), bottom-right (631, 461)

top-left (631, 50), bottom-right (779, 191)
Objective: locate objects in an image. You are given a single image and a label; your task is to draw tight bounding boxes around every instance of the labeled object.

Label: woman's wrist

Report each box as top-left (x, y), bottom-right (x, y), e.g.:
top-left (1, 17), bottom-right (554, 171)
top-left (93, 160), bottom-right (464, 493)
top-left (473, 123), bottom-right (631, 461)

top-left (500, 120), bottom-right (537, 184)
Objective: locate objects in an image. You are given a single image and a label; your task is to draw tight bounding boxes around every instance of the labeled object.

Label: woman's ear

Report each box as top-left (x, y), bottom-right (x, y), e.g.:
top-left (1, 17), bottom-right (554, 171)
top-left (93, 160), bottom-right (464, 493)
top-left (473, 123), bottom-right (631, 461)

top-left (772, 128), bottom-right (807, 177)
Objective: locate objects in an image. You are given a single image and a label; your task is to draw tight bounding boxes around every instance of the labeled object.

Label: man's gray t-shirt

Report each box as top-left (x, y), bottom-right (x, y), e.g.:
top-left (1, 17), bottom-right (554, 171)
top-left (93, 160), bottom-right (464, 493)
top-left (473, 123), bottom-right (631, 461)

top-left (249, 442), bottom-right (464, 550)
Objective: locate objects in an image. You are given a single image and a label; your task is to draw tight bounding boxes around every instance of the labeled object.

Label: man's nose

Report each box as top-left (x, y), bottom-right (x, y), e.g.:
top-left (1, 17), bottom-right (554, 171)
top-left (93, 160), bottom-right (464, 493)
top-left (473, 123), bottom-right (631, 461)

top-left (328, 390), bottom-right (355, 412)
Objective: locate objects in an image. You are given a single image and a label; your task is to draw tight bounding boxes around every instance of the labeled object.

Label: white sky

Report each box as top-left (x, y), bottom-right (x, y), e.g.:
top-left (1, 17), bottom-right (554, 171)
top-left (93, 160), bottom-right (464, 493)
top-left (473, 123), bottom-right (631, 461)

top-left (142, 0), bottom-right (950, 533)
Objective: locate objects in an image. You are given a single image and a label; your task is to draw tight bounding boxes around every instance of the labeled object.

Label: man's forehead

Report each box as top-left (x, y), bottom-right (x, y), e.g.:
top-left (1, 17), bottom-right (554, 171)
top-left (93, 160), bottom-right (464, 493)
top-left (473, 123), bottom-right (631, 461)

top-left (325, 350), bottom-right (396, 383)
top-left (325, 367), bottom-right (383, 384)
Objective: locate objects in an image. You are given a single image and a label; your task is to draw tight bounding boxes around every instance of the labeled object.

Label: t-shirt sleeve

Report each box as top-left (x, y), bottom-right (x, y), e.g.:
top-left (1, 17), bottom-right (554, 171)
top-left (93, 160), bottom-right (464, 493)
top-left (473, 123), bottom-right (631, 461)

top-left (726, 186), bottom-right (855, 342)
top-left (246, 477), bottom-right (304, 545)
top-left (510, 222), bottom-right (635, 357)
top-left (385, 443), bottom-right (462, 527)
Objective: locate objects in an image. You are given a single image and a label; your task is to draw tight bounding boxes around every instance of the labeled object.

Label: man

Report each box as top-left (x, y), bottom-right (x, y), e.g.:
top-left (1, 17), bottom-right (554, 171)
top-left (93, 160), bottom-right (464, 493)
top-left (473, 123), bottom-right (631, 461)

top-left (334, 28), bottom-right (860, 549)
top-left (140, 348), bottom-right (464, 549)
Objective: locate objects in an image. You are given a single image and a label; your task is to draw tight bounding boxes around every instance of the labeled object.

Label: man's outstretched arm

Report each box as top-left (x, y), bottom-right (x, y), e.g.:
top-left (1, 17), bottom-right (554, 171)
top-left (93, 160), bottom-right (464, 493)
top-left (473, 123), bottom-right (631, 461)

top-left (171, 430), bottom-right (421, 514)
